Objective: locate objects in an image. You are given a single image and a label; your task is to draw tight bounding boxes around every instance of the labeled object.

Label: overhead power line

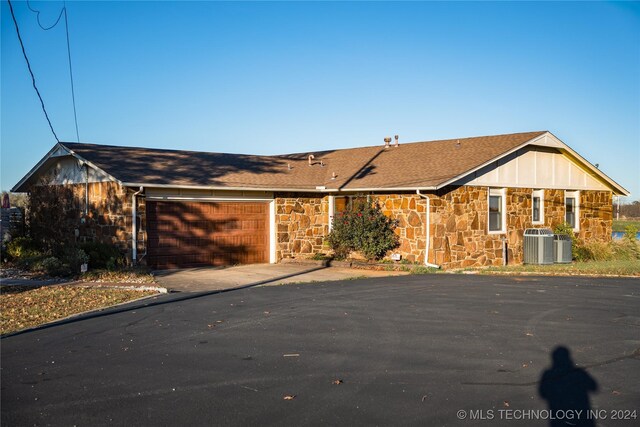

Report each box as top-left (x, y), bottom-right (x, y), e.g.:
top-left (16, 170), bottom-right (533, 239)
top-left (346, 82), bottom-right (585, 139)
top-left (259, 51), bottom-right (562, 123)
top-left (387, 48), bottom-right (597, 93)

top-left (27, 0), bottom-right (64, 30)
top-left (26, 0), bottom-right (81, 142)
top-left (7, 0), bottom-right (60, 142)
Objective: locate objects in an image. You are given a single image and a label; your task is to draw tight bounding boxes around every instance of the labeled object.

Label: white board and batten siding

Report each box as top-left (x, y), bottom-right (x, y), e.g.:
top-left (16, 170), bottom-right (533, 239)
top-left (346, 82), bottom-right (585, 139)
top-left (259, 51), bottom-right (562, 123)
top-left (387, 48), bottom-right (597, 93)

top-left (42, 157), bottom-right (113, 185)
top-left (456, 146), bottom-right (610, 192)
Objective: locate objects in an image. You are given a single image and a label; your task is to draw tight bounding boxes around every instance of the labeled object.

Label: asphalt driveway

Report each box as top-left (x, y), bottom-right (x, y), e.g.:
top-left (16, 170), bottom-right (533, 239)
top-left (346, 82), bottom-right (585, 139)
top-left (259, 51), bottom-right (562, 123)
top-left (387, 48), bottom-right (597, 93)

top-left (2, 275), bottom-right (639, 426)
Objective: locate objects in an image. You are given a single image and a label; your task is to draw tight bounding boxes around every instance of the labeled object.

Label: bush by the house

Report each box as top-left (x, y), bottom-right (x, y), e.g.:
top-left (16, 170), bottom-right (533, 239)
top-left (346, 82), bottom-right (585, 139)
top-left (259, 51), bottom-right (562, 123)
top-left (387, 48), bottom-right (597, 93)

top-left (80, 241), bottom-right (125, 270)
top-left (553, 222), bottom-right (579, 257)
top-left (39, 257), bottom-right (66, 276)
top-left (553, 221), bottom-right (639, 262)
top-left (327, 200), bottom-right (399, 261)
top-left (27, 179), bottom-right (78, 255)
top-left (4, 237), bottom-right (41, 260)
top-left (65, 247), bottom-right (90, 272)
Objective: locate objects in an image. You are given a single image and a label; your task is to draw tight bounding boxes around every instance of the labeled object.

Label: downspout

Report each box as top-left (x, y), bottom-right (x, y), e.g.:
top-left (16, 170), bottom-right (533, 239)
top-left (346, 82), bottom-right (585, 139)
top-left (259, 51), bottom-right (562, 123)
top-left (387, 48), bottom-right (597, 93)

top-left (328, 195), bottom-right (335, 232)
top-left (132, 186), bottom-right (144, 266)
top-left (84, 164), bottom-right (89, 216)
top-left (416, 190), bottom-right (440, 269)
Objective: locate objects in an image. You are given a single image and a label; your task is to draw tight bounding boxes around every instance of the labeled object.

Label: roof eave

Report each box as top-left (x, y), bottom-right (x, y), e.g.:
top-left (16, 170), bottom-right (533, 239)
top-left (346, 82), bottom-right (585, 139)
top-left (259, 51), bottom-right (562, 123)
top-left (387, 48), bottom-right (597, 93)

top-left (121, 182), bottom-right (439, 193)
top-left (12, 143), bottom-right (67, 192)
top-left (433, 131), bottom-right (630, 196)
top-left (11, 142), bottom-right (122, 192)
top-left (545, 131), bottom-right (630, 196)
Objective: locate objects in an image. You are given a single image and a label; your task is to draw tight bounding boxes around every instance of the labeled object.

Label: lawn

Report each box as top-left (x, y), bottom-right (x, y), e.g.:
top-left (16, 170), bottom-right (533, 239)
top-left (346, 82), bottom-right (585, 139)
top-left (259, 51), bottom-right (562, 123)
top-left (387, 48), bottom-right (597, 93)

top-left (479, 259), bottom-right (640, 276)
top-left (0, 285), bottom-right (158, 335)
top-left (613, 219), bottom-right (640, 232)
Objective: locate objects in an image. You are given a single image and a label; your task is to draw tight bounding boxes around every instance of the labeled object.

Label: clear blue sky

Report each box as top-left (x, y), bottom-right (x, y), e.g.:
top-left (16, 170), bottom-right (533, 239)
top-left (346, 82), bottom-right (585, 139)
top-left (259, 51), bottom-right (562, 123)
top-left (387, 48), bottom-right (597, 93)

top-left (2, 1), bottom-right (639, 198)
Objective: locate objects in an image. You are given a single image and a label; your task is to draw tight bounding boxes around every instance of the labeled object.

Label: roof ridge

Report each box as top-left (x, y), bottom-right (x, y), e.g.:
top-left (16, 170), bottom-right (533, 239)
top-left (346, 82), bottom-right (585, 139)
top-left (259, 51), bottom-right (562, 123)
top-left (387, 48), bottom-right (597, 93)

top-left (61, 130), bottom-right (548, 158)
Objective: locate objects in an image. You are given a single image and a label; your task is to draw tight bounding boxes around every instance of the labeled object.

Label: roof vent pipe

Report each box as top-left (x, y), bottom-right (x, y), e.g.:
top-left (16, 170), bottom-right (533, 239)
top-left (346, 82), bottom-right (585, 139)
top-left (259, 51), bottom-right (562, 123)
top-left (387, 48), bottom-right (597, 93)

top-left (394, 135), bottom-right (399, 147)
top-left (384, 137), bottom-right (391, 148)
top-left (331, 172), bottom-right (337, 180)
top-left (308, 154), bottom-right (315, 166)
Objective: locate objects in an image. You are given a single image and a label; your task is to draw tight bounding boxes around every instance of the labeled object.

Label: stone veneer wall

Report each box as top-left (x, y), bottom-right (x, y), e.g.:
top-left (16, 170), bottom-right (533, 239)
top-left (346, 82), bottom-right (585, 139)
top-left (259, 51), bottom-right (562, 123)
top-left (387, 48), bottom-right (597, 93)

top-left (67, 182), bottom-right (144, 262)
top-left (275, 193), bottom-right (329, 260)
top-left (427, 186), bottom-right (613, 269)
top-left (428, 186), bottom-right (501, 268)
top-left (578, 191), bottom-right (612, 242)
top-left (373, 194), bottom-right (427, 263)
top-left (55, 184), bottom-right (612, 268)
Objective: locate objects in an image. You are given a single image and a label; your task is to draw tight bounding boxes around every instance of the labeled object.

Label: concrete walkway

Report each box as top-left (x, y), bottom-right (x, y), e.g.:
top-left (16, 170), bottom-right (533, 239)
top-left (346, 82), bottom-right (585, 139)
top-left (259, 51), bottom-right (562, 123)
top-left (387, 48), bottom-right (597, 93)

top-left (153, 263), bottom-right (407, 292)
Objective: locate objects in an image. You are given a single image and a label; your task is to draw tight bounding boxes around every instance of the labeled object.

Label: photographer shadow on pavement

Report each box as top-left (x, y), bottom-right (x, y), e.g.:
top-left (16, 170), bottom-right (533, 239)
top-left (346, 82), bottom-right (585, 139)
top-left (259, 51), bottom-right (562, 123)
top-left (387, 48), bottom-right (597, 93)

top-left (539, 346), bottom-right (598, 427)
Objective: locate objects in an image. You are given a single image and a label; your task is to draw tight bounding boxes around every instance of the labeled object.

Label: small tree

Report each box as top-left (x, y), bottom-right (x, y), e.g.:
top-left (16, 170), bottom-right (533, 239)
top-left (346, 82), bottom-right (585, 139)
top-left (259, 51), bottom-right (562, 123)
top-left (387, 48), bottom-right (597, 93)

top-left (327, 200), bottom-right (399, 261)
top-left (27, 176), bottom-right (80, 256)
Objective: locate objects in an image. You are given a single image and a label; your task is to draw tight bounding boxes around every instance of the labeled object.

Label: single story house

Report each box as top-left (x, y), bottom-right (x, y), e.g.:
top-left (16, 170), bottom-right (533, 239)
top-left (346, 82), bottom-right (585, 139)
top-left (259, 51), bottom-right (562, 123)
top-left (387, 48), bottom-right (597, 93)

top-left (12, 131), bottom-right (629, 269)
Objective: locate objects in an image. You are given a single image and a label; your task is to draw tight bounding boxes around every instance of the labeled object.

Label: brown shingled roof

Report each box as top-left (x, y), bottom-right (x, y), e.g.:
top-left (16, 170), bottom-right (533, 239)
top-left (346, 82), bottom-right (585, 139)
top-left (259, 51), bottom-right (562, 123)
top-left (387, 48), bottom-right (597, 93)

top-left (60, 131), bottom-right (547, 191)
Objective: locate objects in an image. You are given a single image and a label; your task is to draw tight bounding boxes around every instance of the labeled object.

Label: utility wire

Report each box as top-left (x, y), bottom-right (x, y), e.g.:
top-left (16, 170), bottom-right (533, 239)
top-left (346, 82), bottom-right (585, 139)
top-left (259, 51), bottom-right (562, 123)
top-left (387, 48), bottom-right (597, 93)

top-left (7, 0), bottom-right (60, 142)
top-left (25, 0), bottom-right (80, 142)
top-left (27, 0), bottom-right (64, 30)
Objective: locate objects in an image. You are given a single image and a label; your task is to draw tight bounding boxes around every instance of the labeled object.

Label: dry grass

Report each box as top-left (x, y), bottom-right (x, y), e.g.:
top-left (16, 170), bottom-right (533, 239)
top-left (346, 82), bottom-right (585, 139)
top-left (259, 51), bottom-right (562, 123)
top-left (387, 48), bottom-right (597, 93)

top-left (80, 268), bottom-right (156, 284)
top-left (480, 260), bottom-right (640, 277)
top-left (0, 285), bottom-right (158, 335)
top-left (613, 219), bottom-right (640, 232)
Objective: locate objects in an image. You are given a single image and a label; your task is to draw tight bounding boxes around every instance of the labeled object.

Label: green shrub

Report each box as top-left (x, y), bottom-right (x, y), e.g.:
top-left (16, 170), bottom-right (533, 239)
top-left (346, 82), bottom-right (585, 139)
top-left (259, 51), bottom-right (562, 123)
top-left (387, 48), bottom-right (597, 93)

top-left (327, 200), bottom-right (399, 261)
top-left (63, 248), bottom-right (89, 272)
top-left (554, 222), bottom-right (578, 256)
top-left (5, 237), bottom-right (41, 260)
top-left (624, 225), bottom-right (638, 243)
top-left (79, 242), bottom-right (123, 270)
top-left (39, 257), bottom-right (70, 276)
top-left (15, 254), bottom-right (47, 271)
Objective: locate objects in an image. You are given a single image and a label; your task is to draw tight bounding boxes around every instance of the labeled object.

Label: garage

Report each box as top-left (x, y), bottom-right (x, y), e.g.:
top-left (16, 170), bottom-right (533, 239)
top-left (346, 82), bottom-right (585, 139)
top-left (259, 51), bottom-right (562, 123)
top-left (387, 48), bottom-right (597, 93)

top-left (146, 201), bottom-right (270, 269)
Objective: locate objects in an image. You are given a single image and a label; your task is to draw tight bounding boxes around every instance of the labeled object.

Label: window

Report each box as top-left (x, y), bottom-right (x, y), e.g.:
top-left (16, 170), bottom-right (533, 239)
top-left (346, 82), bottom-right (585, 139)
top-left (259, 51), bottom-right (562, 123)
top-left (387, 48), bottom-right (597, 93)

top-left (565, 190), bottom-right (580, 231)
top-left (532, 189), bottom-right (544, 224)
top-left (488, 188), bottom-right (506, 233)
top-left (331, 195), bottom-right (369, 230)
top-left (333, 195), bottom-right (368, 215)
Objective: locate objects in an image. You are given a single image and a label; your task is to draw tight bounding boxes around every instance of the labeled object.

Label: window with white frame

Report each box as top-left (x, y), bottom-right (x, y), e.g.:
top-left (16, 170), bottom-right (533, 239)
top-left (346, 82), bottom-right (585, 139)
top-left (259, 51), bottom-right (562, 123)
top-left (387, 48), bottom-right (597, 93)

top-left (532, 189), bottom-right (544, 224)
top-left (331, 195), bottom-right (369, 230)
top-left (565, 190), bottom-right (580, 231)
top-left (488, 188), bottom-right (506, 233)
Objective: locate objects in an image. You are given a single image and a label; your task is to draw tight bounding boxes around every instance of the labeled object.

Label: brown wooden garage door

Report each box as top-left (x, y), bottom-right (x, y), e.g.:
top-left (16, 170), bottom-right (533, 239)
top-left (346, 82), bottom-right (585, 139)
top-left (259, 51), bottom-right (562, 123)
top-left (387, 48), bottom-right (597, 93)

top-left (146, 201), bottom-right (269, 269)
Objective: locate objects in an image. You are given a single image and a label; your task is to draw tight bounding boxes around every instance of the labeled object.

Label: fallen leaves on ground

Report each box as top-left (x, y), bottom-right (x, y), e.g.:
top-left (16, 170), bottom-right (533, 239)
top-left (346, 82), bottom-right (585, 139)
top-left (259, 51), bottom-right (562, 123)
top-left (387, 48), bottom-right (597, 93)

top-left (80, 269), bottom-right (156, 284)
top-left (0, 285), bottom-right (157, 334)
